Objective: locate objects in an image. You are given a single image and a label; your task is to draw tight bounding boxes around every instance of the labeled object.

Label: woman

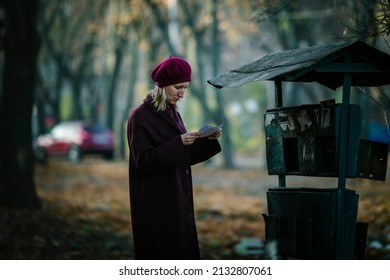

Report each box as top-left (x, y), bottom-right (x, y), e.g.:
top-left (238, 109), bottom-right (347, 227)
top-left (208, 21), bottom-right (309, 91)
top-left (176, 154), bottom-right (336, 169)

top-left (127, 56), bottom-right (222, 260)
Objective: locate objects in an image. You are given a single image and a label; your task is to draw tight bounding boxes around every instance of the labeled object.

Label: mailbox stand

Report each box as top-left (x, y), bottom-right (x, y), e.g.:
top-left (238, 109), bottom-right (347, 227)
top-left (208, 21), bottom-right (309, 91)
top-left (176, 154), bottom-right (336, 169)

top-left (273, 66), bottom-right (353, 258)
top-left (208, 39), bottom-right (390, 259)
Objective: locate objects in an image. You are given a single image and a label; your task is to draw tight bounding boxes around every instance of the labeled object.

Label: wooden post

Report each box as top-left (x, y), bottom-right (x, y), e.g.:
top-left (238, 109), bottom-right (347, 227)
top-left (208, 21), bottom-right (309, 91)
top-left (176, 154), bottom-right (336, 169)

top-left (336, 54), bottom-right (352, 259)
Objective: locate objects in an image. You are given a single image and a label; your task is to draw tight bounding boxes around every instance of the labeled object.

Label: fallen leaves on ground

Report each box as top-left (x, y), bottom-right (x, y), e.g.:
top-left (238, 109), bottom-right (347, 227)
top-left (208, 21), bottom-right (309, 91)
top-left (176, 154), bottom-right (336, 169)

top-left (0, 156), bottom-right (389, 260)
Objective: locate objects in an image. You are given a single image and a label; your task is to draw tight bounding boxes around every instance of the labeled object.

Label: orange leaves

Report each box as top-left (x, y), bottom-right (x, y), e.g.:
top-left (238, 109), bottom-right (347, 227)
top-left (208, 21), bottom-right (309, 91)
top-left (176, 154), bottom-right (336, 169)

top-left (2, 157), bottom-right (387, 259)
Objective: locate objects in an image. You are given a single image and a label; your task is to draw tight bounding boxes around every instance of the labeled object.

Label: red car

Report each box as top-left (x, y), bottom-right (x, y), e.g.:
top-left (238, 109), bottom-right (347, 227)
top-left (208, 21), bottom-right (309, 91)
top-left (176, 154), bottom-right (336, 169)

top-left (34, 121), bottom-right (114, 163)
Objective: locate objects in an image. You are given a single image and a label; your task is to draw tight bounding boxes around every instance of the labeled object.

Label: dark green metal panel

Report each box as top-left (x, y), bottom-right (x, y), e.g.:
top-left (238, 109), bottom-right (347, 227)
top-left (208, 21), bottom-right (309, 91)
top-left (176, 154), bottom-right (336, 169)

top-left (264, 110), bottom-right (286, 174)
top-left (357, 139), bottom-right (389, 181)
top-left (264, 187), bottom-right (359, 259)
top-left (335, 104), bottom-right (363, 177)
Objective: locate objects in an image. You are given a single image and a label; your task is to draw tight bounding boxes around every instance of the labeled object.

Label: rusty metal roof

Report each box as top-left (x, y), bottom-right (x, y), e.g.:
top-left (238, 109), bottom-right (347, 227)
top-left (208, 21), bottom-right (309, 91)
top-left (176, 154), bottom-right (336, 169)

top-left (208, 39), bottom-right (390, 90)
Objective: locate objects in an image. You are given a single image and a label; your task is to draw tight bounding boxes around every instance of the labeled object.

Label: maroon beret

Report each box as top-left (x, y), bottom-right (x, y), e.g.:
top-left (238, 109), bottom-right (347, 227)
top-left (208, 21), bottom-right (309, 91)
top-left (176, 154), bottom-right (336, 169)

top-left (150, 56), bottom-right (192, 87)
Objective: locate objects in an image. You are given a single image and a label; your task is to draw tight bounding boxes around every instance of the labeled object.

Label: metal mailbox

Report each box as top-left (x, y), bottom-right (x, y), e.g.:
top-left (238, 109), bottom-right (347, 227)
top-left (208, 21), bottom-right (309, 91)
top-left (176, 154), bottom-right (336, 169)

top-left (264, 102), bottom-right (388, 181)
top-left (357, 139), bottom-right (389, 181)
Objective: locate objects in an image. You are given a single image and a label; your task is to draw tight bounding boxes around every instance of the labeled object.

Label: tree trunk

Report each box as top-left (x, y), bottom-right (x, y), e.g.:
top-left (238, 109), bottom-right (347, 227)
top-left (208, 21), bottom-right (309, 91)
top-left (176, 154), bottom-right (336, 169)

top-left (211, 0), bottom-right (235, 168)
top-left (120, 37), bottom-right (139, 159)
top-left (0, 0), bottom-right (41, 209)
top-left (106, 26), bottom-right (129, 131)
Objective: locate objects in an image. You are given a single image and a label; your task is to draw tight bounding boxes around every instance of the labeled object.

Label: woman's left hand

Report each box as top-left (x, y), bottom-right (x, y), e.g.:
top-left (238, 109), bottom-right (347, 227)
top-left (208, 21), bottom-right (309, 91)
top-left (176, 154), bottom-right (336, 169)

top-left (181, 132), bottom-right (200, 145)
top-left (208, 128), bottom-right (222, 140)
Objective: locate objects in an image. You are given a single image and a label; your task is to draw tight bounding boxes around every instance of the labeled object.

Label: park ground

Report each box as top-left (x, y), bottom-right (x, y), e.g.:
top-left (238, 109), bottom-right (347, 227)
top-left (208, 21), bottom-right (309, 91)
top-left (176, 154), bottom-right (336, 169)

top-left (1, 153), bottom-right (389, 260)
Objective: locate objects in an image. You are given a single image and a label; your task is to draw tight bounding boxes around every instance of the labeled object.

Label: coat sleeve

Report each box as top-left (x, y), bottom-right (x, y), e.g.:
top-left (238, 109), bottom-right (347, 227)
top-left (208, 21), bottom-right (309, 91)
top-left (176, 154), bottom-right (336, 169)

top-left (128, 112), bottom-right (187, 175)
top-left (189, 137), bottom-right (221, 165)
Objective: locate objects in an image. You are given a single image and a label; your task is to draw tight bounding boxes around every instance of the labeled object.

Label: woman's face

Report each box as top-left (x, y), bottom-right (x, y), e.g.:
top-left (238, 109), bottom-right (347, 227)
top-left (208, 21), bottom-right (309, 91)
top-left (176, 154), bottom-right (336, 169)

top-left (164, 82), bottom-right (189, 105)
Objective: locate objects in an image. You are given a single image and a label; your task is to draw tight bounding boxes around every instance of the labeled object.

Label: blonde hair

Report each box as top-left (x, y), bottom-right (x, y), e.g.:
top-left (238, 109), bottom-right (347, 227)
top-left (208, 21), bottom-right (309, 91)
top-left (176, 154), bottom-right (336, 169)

top-left (150, 86), bottom-right (177, 112)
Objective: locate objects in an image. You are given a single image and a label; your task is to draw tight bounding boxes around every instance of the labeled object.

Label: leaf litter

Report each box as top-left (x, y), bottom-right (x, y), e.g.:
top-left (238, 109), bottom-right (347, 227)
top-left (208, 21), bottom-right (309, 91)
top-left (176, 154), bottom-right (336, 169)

top-left (0, 156), bottom-right (389, 259)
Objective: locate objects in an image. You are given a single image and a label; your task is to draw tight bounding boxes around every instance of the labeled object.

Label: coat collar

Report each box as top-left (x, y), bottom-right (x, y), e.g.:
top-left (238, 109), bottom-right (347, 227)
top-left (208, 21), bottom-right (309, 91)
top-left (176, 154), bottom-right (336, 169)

top-left (143, 94), bottom-right (183, 133)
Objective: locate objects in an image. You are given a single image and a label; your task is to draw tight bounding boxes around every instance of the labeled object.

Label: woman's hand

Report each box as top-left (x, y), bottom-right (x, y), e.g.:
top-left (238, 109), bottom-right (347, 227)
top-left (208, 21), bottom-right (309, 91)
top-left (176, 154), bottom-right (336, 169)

top-left (208, 127), bottom-right (222, 140)
top-left (181, 132), bottom-right (200, 145)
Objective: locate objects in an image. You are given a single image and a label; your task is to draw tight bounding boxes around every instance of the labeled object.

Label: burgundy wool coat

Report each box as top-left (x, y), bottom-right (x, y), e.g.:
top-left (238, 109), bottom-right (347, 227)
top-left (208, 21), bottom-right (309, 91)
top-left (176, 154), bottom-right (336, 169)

top-left (127, 94), bottom-right (221, 260)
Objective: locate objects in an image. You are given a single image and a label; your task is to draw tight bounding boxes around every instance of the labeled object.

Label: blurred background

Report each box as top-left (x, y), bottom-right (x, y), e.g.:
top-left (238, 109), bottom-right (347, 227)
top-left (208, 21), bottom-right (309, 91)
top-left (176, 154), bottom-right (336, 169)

top-left (0, 0), bottom-right (389, 259)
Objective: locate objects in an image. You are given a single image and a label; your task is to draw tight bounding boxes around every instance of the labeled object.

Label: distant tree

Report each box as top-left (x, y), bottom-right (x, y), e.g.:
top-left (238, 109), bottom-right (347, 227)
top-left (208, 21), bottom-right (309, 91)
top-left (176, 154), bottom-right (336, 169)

top-left (37, 0), bottom-right (108, 124)
top-left (349, 0), bottom-right (390, 134)
top-left (350, 0), bottom-right (390, 40)
top-left (178, 0), bottom-right (235, 168)
top-left (0, 0), bottom-right (41, 209)
top-left (106, 0), bottom-right (142, 158)
top-left (210, 0), bottom-right (235, 168)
